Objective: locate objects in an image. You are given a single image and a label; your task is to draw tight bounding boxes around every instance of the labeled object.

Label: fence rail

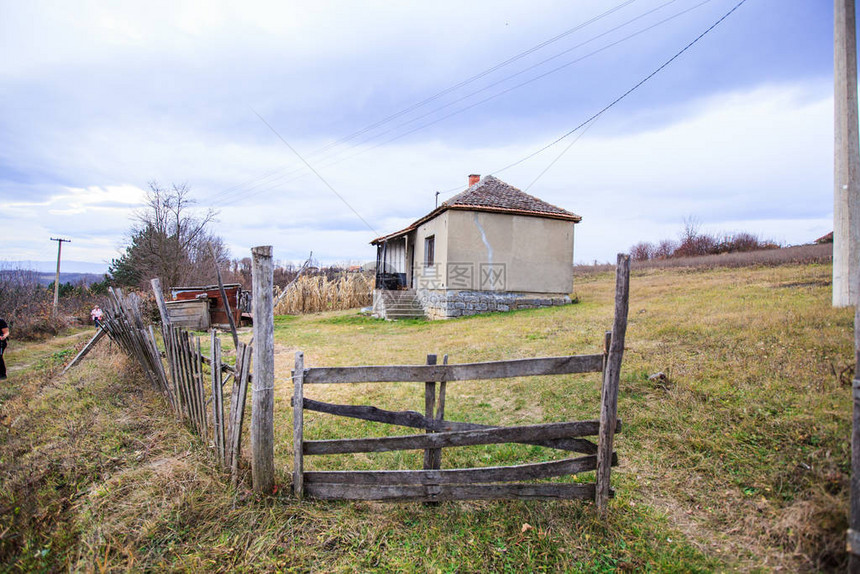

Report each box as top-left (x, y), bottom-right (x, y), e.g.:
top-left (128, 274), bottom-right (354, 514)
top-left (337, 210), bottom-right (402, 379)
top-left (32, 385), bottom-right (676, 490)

top-left (293, 254), bottom-right (630, 507)
top-left (300, 354), bottom-right (605, 384)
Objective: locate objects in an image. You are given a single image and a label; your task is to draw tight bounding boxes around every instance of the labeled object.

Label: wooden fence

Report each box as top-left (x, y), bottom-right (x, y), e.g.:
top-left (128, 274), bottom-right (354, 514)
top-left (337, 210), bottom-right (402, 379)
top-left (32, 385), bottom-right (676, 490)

top-left (95, 285), bottom-right (253, 487)
top-left (292, 254), bottom-right (630, 509)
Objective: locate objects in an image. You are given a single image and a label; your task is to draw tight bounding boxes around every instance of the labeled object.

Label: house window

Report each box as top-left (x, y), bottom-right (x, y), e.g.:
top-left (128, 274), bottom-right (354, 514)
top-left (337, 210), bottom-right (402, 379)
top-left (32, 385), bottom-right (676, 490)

top-left (424, 235), bottom-right (435, 267)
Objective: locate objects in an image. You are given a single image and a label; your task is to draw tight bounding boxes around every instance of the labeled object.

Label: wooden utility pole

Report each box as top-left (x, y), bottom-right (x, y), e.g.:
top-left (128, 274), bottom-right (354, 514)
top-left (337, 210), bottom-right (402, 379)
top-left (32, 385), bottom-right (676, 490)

top-left (50, 238), bottom-right (71, 317)
top-left (250, 245), bottom-right (275, 494)
top-left (834, 0), bottom-right (860, 307)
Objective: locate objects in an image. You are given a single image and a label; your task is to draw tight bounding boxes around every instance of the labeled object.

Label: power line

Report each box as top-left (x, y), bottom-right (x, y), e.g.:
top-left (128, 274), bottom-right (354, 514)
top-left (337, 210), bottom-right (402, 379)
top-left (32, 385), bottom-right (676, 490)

top-left (250, 108), bottom-right (379, 236)
top-left (215, 0), bottom-right (716, 208)
top-left (487, 0), bottom-right (749, 181)
top-left (207, 1), bottom-right (641, 206)
top-left (310, 0), bottom-right (642, 157)
top-left (328, 0), bottom-right (713, 166)
top-left (209, 1), bottom-right (679, 207)
top-left (214, 0), bottom-right (741, 210)
top-left (524, 118), bottom-right (600, 192)
top-left (322, 0), bottom-right (693, 156)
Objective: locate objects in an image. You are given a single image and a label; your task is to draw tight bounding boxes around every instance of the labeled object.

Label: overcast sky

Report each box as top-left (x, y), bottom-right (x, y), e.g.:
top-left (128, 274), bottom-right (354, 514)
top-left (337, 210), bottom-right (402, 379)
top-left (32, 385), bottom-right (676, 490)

top-left (0, 0), bottom-right (835, 270)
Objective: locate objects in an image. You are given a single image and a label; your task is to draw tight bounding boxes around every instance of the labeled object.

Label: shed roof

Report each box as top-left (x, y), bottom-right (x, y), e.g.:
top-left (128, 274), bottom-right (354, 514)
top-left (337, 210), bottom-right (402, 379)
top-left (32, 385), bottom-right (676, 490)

top-left (371, 176), bottom-right (580, 244)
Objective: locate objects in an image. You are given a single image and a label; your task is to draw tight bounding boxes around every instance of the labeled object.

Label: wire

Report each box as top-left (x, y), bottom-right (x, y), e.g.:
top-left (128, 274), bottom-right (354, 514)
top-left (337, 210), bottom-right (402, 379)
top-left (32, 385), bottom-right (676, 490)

top-left (324, 0), bottom-right (692, 156)
top-left (311, 0), bottom-right (642, 156)
top-left (487, 0), bottom-right (749, 181)
top-left (206, 0), bottom-right (641, 206)
top-left (329, 0), bottom-right (713, 166)
top-left (250, 108), bottom-right (379, 235)
top-left (218, 0), bottom-right (716, 209)
top-left (524, 117), bottom-right (600, 192)
top-left (208, 0), bottom-right (685, 208)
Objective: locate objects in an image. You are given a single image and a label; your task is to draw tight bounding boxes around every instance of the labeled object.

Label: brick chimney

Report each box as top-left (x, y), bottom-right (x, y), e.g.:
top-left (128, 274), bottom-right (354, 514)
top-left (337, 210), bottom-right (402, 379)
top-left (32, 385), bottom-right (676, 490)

top-left (468, 174), bottom-right (480, 187)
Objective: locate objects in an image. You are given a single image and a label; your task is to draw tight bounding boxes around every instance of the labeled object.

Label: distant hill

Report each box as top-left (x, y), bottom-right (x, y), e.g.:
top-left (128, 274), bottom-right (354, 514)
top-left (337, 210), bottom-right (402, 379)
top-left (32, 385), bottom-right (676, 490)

top-left (0, 269), bottom-right (107, 287)
top-left (34, 272), bottom-right (107, 287)
top-left (0, 260), bottom-right (109, 274)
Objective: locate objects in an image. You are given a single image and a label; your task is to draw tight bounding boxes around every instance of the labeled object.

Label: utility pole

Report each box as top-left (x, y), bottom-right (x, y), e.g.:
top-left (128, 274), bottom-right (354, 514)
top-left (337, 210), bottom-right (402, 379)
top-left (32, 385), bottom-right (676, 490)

top-left (834, 0), bottom-right (860, 307)
top-left (50, 238), bottom-right (71, 317)
top-left (837, 2), bottom-right (860, 571)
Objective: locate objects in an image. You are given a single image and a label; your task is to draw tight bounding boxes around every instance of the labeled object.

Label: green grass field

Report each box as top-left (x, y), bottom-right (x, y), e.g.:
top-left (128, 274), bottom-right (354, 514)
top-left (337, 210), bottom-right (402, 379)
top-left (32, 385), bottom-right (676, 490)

top-left (0, 262), bottom-right (851, 572)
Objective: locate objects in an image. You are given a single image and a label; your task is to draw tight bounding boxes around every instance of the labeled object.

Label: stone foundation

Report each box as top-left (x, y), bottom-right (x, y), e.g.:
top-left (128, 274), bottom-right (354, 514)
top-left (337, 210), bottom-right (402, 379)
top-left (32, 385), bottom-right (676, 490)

top-left (417, 289), bottom-right (571, 320)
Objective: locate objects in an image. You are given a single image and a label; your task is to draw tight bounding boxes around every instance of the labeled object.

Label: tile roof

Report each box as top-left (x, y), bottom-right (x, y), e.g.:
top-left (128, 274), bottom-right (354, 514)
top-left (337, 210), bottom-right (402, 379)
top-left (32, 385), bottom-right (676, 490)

top-left (371, 176), bottom-right (580, 244)
top-left (444, 175), bottom-right (581, 221)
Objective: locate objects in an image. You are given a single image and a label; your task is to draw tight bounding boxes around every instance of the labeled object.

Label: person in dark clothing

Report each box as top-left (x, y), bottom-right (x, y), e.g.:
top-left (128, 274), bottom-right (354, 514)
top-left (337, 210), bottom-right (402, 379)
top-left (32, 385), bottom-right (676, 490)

top-left (0, 318), bottom-right (8, 380)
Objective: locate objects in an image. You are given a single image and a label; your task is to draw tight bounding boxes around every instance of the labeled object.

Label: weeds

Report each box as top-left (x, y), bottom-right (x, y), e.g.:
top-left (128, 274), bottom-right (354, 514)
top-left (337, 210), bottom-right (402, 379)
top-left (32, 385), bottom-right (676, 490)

top-left (0, 262), bottom-right (852, 572)
top-left (274, 273), bottom-right (373, 315)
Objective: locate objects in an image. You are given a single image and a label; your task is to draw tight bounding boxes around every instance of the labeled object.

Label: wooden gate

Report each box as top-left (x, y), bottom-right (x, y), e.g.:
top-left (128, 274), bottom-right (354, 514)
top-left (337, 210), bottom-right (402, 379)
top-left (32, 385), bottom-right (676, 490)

top-left (291, 255), bottom-right (629, 508)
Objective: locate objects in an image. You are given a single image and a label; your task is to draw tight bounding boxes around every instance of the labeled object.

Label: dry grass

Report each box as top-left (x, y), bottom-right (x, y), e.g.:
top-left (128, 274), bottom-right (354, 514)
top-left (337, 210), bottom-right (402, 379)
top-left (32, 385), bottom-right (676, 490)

top-left (576, 243), bottom-right (832, 275)
top-left (274, 273), bottom-right (373, 315)
top-left (0, 261), bottom-right (852, 572)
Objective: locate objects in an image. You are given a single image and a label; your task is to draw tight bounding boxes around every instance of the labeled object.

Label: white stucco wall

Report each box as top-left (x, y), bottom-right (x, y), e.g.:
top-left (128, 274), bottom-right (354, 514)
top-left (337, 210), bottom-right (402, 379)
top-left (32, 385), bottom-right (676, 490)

top-left (411, 211), bottom-right (450, 290)
top-left (444, 210), bottom-right (575, 294)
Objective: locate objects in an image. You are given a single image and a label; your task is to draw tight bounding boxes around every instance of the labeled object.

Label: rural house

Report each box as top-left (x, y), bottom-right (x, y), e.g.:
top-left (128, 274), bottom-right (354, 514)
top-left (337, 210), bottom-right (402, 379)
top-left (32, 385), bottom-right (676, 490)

top-left (371, 174), bottom-right (581, 319)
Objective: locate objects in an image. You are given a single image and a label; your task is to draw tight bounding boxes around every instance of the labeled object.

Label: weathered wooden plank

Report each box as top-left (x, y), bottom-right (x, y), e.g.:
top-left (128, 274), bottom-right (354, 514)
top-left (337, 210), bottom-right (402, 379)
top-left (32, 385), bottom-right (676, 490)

top-left (423, 354), bottom-right (438, 472)
top-left (304, 420), bottom-right (610, 455)
top-left (251, 245), bottom-right (275, 494)
top-left (210, 244), bottom-right (239, 350)
top-left (146, 325), bottom-right (173, 405)
top-left (150, 278), bottom-right (171, 326)
top-left (230, 342), bottom-right (252, 489)
top-left (298, 398), bottom-right (605, 454)
top-left (305, 453), bottom-right (615, 486)
top-left (166, 326), bottom-right (183, 419)
top-left (62, 328), bottom-right (106, 374)
top-left (436, 354), bottom-right (448, 421)
top-left (596, 253), bottom-right (630, 512)
top-left (293, 351), bottom-right (305, 498)
top-left (301, 354), bottom-right (604, 385)
top-left (186, 331), bottom-right (201, 435)
top-left (198, 335), bottom-right (209, 439)
top-left (177, 329), bottom-right (196, 428)
top-left (305, 482), bottom-right (604, 502)
top-left (429, 354), bottom-right (448, 471)
top-left (211, 331), bottom-right (225, 468)
top-left (226, 342), bottom-right (243, 469)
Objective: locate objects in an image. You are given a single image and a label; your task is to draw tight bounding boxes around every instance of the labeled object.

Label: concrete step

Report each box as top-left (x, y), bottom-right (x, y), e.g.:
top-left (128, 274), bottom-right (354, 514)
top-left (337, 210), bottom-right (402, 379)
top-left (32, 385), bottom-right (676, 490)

top-left (375, 289), bottom-right (425, 319)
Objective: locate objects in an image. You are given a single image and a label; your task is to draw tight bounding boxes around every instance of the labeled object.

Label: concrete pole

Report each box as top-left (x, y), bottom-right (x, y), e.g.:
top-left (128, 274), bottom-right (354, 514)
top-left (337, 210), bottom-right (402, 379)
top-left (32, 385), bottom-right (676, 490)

top-left (834, 0), bottom-right (860, 307)
top-left (50, 238), bottom-right (70, 317)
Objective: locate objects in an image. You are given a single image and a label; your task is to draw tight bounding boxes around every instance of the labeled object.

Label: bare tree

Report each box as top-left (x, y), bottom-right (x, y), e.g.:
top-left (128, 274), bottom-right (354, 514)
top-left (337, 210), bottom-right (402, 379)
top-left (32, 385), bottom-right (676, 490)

top-left (630, 242), bottom-right (654, 261)
top-left (110, 182), bottom-right (229, 289)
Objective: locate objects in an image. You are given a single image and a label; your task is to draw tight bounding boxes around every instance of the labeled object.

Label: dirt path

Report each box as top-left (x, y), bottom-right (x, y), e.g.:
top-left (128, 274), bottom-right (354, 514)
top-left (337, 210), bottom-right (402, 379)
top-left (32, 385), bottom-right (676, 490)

top-left (5, 329), bottom-right (94, 374)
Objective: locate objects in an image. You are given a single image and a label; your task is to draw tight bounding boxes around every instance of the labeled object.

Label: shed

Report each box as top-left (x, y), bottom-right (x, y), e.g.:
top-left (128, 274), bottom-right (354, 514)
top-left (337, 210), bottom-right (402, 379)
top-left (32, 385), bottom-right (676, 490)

top-left (165, 299), bottom-right (210, 330)
top-left (169, 284), bottom-right (243, 328)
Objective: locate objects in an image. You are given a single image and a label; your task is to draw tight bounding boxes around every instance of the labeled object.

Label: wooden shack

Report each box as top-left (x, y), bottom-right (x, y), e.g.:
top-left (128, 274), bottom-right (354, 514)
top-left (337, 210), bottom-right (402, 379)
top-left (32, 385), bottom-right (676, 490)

top-left (165, 299), bottom-right (210, 330)
top-left (168, 284), bottom-right (243, 329)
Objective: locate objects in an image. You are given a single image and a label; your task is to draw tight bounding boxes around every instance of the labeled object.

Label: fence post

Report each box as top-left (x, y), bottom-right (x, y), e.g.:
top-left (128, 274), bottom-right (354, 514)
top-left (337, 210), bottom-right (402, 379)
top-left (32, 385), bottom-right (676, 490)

top-left (211, 330), bottom-right (225, 468)
top-left (596, 253), bottom-right (630, 512)
top-left (150, 278), bottom-right (171, 326)
top-left (251, 245), bottom-right (275, 494)
top-left (423, 354), bottom-right (438, 471)
top-left (293, 351), bottom-right (305, 498)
